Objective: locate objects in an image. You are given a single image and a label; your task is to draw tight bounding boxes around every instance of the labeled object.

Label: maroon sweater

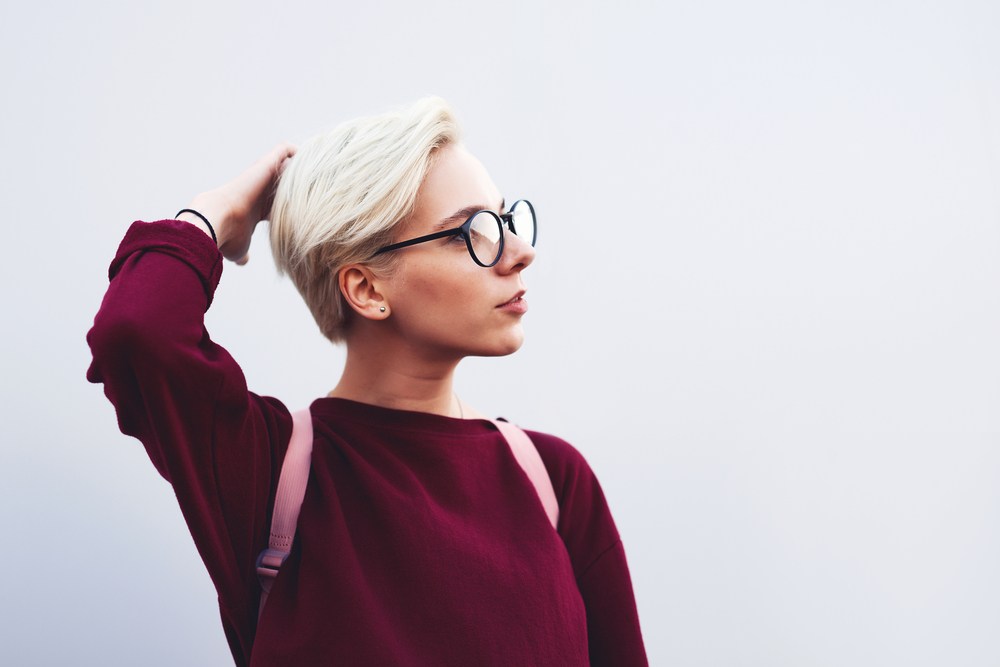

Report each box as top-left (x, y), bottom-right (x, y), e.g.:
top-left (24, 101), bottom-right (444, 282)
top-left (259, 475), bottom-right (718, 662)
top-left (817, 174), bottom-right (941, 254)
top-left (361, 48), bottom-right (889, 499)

top-left (87, 220), bottom-right (648, 666)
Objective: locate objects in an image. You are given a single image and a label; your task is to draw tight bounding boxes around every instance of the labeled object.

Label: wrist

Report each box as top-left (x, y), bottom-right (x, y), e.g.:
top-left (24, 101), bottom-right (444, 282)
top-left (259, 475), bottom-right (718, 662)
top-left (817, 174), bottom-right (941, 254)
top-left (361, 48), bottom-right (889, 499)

top-left (175, 208), bottom-right (217, 244)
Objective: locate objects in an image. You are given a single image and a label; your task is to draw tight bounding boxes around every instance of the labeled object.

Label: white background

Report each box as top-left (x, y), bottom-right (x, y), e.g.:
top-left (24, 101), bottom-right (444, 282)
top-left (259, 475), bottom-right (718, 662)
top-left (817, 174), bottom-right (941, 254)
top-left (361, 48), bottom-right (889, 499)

top-left (2, 0), bottom-right (1000, 665)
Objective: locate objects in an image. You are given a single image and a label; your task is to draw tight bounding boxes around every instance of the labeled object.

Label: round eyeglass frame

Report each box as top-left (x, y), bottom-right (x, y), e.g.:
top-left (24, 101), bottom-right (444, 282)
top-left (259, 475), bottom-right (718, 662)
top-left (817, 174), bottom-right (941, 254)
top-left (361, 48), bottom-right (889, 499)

top-left (372, 199), bottom-right (536, 267)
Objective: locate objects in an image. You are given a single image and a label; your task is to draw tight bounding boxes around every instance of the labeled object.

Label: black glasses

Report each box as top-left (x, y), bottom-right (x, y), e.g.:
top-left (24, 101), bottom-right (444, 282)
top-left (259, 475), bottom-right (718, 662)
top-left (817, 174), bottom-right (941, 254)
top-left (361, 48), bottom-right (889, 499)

top-left (373, 199), bottom-right (537, 267)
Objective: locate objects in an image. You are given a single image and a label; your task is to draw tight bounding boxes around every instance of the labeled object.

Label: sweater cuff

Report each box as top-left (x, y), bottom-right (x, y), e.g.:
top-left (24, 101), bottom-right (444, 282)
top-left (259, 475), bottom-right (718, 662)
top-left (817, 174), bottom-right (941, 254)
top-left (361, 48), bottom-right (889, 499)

top-left (109, 219), bottom-right (224, 306)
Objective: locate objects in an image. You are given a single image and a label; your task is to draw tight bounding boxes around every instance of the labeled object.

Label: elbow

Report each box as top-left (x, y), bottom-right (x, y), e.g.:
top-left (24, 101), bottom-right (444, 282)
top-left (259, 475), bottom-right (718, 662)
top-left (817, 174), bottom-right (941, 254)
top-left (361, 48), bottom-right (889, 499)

top-left (86, 307), bottom-right (160, 381)
top-left (86, 295), bottom-right (208, 386)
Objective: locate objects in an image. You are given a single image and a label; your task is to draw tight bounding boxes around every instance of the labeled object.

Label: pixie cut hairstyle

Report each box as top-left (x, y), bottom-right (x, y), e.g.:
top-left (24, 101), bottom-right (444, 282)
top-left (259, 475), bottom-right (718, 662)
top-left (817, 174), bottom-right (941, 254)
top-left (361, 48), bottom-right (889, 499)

top-left (269, 97), bottom-right (460, 343)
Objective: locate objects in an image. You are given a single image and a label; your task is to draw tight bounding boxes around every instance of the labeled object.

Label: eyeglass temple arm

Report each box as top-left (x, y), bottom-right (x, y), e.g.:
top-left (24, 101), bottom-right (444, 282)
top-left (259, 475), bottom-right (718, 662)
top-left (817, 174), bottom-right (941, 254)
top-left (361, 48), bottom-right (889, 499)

top-left (372, 228), bottom-right (463, 256)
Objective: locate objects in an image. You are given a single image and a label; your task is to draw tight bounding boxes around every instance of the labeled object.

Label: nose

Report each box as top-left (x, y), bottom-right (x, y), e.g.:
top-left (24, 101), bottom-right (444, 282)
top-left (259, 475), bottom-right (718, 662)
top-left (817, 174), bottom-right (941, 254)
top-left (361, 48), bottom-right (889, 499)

top-left (496, 229), bottom-right (536, 273)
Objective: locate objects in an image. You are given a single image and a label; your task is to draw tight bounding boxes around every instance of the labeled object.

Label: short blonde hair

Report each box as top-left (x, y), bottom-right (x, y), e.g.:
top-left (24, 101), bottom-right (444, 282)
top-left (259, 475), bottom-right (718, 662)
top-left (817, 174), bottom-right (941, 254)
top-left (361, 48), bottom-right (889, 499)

top-left (269, 97), bottom-right (460, 342)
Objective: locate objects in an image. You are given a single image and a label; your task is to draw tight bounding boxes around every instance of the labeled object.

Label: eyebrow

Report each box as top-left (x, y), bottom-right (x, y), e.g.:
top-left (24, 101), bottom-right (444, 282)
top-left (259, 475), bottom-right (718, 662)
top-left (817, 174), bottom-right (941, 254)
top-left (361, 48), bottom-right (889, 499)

top-left (433, 198), bottom-right (506, 231)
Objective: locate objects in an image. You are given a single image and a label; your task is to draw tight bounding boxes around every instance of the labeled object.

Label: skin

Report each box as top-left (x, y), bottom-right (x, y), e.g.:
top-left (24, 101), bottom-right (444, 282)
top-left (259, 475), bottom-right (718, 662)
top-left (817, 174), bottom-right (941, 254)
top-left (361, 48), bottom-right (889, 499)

top-left (179, 142), bottom-right (535, 419)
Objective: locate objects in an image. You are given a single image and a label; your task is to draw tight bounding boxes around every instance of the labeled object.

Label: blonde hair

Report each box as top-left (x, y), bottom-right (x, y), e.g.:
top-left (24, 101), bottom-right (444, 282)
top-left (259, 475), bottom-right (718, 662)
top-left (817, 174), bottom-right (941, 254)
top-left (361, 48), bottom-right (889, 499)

top-left (269, 97), bottom-right (461, 342)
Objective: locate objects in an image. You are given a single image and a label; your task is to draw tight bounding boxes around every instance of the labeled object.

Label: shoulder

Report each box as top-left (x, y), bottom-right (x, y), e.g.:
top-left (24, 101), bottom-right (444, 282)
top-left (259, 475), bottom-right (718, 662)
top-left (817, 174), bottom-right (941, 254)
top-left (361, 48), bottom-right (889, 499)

top-left (524, 429), bottom-right (594, 489)
top-left (524, 429), bottom-right (622, 575)
top-left (523, 429), bottom-right (606, 508)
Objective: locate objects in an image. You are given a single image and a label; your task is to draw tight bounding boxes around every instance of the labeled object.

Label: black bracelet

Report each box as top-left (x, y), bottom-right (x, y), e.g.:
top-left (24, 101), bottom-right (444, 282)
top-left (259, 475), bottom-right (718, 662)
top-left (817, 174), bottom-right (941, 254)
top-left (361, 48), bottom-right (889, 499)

top-left (176, 208), bottom-right (218, 244)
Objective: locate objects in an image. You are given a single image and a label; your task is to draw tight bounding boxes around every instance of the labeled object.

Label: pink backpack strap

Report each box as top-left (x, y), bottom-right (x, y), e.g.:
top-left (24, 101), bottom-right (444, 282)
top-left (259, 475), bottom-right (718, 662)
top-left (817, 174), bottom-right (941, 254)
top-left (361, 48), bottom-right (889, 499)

top-left (256, 408), bottom-right (313, 620)
top-left (491, 419), bottom-right (560, 531)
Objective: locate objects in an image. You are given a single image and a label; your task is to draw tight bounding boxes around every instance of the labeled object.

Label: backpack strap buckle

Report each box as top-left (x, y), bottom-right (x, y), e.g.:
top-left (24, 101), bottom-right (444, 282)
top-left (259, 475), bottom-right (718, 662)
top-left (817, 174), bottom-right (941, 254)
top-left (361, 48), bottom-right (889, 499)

top-left (256, 547), bottom-right (289, 591)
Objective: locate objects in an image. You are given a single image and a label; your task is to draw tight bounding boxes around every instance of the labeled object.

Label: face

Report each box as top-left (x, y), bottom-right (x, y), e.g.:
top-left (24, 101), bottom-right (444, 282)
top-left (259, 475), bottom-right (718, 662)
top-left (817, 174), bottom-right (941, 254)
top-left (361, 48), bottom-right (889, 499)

top-left (378, 143), bottom-right (536, 361)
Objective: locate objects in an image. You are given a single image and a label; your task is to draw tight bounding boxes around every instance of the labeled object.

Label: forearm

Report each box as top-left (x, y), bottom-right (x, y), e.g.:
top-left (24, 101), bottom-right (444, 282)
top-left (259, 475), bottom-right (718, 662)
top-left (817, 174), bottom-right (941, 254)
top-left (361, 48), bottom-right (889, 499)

top-left (87, 219), bottom-right (231, 471)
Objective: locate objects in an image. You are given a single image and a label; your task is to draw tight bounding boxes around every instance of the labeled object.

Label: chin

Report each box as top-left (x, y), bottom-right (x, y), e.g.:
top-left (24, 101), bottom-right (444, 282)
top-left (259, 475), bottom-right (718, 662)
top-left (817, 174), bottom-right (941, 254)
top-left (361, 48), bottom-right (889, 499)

top-left (470, 329), bottom-right (525, 358)
top-left (491, 330), bottom-right (526, 357)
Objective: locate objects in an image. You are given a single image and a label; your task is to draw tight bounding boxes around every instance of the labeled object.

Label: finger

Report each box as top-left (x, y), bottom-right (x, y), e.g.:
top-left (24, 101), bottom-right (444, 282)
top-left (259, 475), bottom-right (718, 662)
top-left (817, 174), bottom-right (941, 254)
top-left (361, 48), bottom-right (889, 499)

top-left (261, 143), bottom-right (297, 175)
top-left (277, 152), bottom-right (294, 176)
top-left (233, 144), bottom-right (294, 191)
top-left (253, 145), bottom-right (297, 221)
top-left (238, 144), bottom-right (298, 213)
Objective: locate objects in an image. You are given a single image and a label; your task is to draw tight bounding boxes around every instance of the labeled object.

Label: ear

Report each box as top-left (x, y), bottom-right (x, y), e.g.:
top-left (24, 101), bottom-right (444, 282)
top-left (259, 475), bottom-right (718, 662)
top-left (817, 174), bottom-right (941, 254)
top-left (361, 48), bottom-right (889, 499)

top-left (338, 263), bottom-right (390, 320)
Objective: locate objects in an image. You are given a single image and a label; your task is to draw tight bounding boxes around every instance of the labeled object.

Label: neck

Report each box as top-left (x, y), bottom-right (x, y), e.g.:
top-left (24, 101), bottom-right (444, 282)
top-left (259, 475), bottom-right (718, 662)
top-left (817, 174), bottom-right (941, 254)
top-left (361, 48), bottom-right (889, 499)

top-left (330, 326), bottom-right (463, 418)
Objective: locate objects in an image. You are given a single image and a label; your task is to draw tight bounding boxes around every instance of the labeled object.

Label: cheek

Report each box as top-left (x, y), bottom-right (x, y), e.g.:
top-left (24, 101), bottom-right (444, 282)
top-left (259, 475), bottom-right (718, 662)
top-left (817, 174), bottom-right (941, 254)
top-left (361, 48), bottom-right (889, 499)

top-left (392, 261), bottom-right (484, 333)
top-left (400, 263), bottom-right (475, 307)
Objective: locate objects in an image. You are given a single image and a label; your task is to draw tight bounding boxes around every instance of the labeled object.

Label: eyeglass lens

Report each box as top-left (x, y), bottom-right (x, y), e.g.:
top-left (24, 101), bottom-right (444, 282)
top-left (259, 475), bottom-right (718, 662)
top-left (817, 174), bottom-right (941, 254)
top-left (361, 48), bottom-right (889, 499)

top-left (468, 211), bottom-right (503, 265)
top-left (509, 200), bottom-right (537, 246)
top-left (467, 201), bottom-right (537, 266)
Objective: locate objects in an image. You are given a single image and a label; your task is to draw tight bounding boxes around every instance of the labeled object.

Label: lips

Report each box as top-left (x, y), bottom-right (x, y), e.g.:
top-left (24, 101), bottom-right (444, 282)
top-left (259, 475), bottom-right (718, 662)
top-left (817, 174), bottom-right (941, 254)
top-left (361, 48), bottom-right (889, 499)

top-left (496, 291), bottom-right (528, 314)
top-left (497, 291), bottom-right (526, 308)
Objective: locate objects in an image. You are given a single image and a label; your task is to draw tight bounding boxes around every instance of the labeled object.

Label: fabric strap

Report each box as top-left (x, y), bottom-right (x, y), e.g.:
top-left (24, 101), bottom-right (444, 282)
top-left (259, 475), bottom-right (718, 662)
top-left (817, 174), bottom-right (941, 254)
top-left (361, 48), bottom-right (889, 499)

top-left (256, 409), bottom-right (559, 621)
top-left (490, 419), bottom-right (560, 530)
top-left (256, 408), bottom-right (313, 619)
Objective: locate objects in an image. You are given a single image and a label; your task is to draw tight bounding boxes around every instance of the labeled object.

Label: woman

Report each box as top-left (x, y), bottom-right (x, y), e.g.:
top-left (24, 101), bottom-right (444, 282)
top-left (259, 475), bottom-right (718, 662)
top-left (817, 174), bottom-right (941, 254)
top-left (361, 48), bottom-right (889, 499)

top-left (87, 98), bottom-right (647, 666)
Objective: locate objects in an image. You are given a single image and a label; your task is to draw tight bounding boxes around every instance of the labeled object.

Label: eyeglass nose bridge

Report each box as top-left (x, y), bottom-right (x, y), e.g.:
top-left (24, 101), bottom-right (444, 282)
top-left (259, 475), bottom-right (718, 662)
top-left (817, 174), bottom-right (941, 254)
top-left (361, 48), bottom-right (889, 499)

top-left (499, 211), bottom-right (516, 236)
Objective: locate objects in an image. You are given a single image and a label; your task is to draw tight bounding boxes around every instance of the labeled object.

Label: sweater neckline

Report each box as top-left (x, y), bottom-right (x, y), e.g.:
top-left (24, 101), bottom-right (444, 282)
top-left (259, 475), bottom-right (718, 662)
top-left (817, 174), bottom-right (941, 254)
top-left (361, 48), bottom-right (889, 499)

top-left (309, 396), bottom-right (500, 437)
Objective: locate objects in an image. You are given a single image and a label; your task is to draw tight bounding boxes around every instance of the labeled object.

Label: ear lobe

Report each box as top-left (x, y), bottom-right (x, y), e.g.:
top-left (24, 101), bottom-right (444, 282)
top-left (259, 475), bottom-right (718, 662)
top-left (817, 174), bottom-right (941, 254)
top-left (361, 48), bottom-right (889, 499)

top-left (338, 264), bottom-right (389, 320)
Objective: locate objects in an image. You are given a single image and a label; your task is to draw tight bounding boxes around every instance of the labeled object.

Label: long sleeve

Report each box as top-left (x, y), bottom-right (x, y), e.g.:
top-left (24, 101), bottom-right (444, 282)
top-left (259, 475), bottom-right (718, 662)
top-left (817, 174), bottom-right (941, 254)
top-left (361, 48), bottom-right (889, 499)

top-left (531, 431), bottom-right (650, 666)
top-left (86, 220), bottom-right (289, 662)
top-left (577, 540), bottom-right (648, 666)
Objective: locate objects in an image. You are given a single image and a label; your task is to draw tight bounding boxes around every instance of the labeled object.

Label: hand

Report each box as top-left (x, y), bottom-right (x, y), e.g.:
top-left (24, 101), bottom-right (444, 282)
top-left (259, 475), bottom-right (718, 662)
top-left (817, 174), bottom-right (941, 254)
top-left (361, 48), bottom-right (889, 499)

top-left (180, 143), bottom-right (297, 264)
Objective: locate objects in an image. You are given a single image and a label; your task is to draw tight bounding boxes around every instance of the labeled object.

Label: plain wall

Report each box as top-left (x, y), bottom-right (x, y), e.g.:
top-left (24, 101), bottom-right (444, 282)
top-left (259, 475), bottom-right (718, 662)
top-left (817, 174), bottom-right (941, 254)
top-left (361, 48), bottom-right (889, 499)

top-left (2, 0), bottom-right (999, 664)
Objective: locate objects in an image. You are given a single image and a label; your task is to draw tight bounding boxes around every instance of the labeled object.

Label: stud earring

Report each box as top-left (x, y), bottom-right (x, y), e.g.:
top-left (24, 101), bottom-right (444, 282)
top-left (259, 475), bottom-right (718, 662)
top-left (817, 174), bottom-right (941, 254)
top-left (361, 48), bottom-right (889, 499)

top-left (379, 306), bottom-right (386, 313)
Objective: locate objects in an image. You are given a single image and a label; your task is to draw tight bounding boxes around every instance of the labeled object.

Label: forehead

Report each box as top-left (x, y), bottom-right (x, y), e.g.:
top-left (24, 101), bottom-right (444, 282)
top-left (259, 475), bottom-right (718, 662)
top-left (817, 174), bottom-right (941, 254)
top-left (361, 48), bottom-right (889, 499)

top-left (407, 143), bottom-right (503, 232)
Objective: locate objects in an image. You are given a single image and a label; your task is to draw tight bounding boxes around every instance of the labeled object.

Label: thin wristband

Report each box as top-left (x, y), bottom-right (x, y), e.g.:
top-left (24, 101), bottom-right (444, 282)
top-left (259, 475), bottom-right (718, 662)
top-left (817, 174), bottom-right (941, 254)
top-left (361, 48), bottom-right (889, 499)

top-left (176, 208), bottom-right (218, 244)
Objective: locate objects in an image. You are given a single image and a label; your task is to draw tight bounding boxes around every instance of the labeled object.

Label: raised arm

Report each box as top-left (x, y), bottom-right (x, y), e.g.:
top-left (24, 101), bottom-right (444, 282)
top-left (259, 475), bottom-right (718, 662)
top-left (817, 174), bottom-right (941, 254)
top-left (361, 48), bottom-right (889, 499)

top-left (85, 145), bottom-right (297, 633)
